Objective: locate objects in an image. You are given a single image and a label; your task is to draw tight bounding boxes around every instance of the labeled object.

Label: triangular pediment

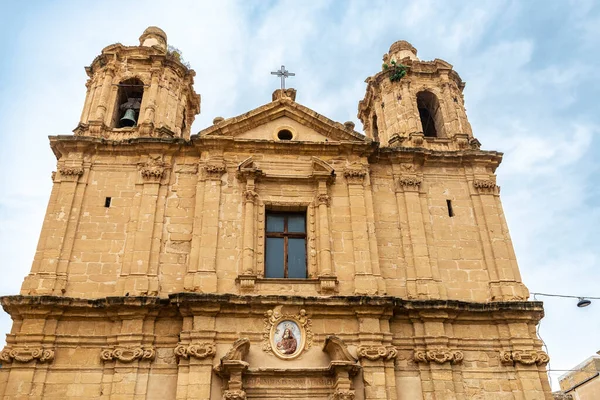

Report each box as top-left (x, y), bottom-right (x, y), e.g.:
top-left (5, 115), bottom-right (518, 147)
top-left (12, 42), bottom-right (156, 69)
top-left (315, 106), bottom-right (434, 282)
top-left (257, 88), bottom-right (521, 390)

top-left (198, 98), bottom-right (368, 143)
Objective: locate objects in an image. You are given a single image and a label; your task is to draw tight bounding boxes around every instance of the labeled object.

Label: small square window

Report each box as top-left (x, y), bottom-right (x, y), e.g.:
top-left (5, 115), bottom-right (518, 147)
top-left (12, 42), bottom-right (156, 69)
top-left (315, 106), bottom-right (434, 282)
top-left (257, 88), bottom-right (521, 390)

top-left (265, 211), bottom-right (307, 278)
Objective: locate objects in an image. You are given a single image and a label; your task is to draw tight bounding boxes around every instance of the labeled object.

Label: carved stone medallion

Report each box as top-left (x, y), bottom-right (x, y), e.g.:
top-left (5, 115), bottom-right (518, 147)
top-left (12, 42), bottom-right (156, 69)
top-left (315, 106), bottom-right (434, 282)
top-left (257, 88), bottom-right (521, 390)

top-left (263, 308), bottom-right (312, 360)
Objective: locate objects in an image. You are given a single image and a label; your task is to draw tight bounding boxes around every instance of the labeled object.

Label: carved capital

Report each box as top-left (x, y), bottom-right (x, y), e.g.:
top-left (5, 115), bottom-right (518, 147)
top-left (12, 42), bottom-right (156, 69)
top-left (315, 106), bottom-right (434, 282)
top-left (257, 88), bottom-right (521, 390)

top-left (473, 178), bottom-right (499, 194)
top-left (101, 347), bottom-right (155, 363)
top-left (204, 163), bottom-right (226, 179)
top-left (59, 167), bottom-right (84, 181)
top-left (315, 194), bottom-right (331, 206)
top-left (343, 168), bottom-right (367, 184)
top-left (243, 189), bottom-right (259, 204)
top-left (500, 350), bottom-right (549, 366)
top-left (414, 349), bottom-right (463, 364)
top-left (223, 390), bottom-right (246, 400)
top-left (0, 347), bottom-right (55, 363)
top-left (357, 345), bottom-right (397, 361)
top-left (175, 342), bottom-right (216, 360)
top-left (140, 165), bottom-right (166, 181)
top-left (398, 176), bottom-right (422, 189)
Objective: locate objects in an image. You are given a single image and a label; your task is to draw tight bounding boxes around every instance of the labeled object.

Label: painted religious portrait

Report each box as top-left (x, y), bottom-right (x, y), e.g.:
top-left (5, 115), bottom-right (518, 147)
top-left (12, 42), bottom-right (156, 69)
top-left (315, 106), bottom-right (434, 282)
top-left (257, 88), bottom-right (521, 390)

top-left (273, 320), bottom-right (302, 358)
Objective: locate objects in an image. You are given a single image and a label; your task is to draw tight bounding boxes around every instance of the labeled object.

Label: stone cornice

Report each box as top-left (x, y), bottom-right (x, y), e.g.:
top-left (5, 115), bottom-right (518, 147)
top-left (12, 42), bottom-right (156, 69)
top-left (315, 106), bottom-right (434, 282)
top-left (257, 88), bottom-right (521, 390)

top-left (0, 294), bottom-right (545, 323)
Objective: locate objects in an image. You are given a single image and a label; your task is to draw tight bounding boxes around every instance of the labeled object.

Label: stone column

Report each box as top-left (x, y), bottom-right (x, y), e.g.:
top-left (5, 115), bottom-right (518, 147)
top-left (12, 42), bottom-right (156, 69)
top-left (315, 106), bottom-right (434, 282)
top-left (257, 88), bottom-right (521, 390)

top-left (122, 158), bottom-right (167, 296)
top-left (175, 307), bottom-right (218, 400)
top-left (139, 63), bottom-right (161, 136)
top-left (23, 164), bottom-right (86, 295)
top-left (185, 163), bottom-right (225, 292)
top-left (315, 179), bottom-right (337, 292)
top-left (100, 311), bottom-right (157, 399)
top-left (394, 163), bottom-right (440, 299)
top-left (238, 170), bottom-right (260, 289)
top-left (468, 174), bottom-right (528, 301)
top-left (93, 64), bottom-right (116, 124)
top-left (344, 166), bottom-right (378, 295)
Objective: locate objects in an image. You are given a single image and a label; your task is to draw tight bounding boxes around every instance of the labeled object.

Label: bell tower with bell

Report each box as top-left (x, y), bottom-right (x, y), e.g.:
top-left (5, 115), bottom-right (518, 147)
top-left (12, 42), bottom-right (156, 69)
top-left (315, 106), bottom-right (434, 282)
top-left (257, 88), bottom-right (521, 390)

top-left (358, 40), bottom-right (479, 150)
top-left (74, 26), bottom-right (200, 139)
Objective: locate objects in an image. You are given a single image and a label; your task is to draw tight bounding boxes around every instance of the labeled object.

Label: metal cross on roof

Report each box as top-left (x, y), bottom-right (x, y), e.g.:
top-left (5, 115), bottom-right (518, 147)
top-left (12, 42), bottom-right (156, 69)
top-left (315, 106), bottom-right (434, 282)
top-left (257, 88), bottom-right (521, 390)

top-left (271, 65), bottom-right (295, 90)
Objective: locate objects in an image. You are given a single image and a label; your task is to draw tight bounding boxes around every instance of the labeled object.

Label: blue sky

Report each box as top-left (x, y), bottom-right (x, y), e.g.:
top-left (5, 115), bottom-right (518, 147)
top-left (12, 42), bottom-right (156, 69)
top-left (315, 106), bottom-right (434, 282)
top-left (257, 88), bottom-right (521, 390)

top-left (0, 0), bottom-right (598, 390)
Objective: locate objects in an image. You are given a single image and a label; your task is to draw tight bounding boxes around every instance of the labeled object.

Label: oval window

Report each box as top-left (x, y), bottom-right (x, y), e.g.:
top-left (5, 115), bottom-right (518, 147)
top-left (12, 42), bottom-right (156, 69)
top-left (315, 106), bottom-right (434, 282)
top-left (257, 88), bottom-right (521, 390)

top-left (277, 129), bottom-right (293, 140)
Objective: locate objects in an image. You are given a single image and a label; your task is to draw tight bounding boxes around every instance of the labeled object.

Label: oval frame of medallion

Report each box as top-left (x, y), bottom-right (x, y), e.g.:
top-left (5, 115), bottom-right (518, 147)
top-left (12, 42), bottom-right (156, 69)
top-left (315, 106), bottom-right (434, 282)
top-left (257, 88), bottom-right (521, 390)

top-left (269, 317), bottom-right (306, 360)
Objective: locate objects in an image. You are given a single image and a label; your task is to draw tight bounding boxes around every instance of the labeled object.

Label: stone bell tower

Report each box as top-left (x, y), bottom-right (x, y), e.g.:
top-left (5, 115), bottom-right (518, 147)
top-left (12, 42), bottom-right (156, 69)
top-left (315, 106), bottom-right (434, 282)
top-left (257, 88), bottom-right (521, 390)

top-left (75, 26), bottom-right (200, 140)
top-left (358, 40), bottom-right (478, 150)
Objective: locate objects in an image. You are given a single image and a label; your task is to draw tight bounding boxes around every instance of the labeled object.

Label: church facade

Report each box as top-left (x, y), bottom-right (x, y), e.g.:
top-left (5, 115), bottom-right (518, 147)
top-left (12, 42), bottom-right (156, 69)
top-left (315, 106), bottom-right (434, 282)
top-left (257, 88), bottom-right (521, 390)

top-left (0, 27), bottom-right (552, 399)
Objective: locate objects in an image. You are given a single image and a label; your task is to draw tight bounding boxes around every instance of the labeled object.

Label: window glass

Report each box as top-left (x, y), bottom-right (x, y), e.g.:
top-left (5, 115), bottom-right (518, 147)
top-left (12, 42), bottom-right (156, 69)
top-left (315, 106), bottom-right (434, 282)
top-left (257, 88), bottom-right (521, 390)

top-left (288, 238), bottom-right (307, 278)
top-left (265, 238), bottom-right (284, 278)
top-left (266, 214), bottom-right (284, 232)
top-left (287, 215), bottom-right (305, 233)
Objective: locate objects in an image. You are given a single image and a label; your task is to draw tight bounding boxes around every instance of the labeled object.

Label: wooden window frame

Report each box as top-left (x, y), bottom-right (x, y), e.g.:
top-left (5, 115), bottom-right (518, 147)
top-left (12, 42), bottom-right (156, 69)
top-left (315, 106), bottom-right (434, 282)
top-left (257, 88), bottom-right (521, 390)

top-left (265, 211), bottom-right (307, 278)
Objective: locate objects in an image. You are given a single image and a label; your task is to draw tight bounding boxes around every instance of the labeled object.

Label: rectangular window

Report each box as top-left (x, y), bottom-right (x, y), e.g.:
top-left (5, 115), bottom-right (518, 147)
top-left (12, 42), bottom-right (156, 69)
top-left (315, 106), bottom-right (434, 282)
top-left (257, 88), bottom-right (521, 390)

top-left (265, 211), bottom-right (307, 278)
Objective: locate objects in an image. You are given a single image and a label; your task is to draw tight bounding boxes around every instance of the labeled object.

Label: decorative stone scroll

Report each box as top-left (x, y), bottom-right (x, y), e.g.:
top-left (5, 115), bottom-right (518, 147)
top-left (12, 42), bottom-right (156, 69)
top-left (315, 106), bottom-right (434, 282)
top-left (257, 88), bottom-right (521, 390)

top-left (263, 308), bottom-right (313, 359)
top-left (223, 390), bottom-right (246, 400)
top-left (500, 350), bottom-right (549, 366)
top-left (174, 342), bottom-right (216, 360)
top-left (100, 347), bottom-right (156, 363)
top-left (357, 345), bottom-right (397, 361)
top-left (0, 347), bottom-right (55, 363)
top-left (331, 389), bottom-right (356, 400)
top-left (414, 349), bottom-right (464, 364)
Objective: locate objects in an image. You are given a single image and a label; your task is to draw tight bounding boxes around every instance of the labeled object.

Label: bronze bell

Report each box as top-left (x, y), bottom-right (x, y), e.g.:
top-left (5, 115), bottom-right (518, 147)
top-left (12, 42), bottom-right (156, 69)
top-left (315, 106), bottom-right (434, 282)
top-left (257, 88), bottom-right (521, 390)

top-left (120, 108), bottom-right (137, 127)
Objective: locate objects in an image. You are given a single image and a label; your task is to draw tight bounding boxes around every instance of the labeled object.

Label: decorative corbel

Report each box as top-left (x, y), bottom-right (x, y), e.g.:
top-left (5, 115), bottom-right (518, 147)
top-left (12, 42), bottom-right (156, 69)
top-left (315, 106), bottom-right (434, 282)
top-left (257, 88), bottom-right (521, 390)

top-left (100, 347), bottom-right (156, 363)
top-left (174, 342), bottom-right (216, 360)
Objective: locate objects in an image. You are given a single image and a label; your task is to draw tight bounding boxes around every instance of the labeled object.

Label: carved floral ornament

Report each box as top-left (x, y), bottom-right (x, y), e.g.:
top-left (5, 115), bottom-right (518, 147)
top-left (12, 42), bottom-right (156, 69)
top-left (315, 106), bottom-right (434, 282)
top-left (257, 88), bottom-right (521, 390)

top-left (500, 350), bottom-right (549, 366)
top-left (100, 347), bottom-right (156, 363)
top-left (263, 308), bottom-right (313, 360)
top-left (0, 347), bottom-right (55, 363)
top-left (175, 342), bottom-right (216, 360)
top-left (357, 345), bottom-right (398, 361)
top-left (414, 348), bottom-right (464, 364)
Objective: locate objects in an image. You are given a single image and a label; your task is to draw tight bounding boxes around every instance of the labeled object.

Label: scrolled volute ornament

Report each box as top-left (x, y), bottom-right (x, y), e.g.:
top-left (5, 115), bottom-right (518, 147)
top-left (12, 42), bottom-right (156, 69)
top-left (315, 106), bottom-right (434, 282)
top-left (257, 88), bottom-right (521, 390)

top-left (501, 350), bottom-right (549, 366)
top-left (223, 389), bottom-right (246, 400)
top-left (0, 347), bottom-right (55, 363)
top-left (332, 389), bottom-right (356, 400)
top-left (175, 342), bottom-right (216, 360)
top-left (414, 348), bottom-right (463, 364)
top-left (357, 345), bottom-right (396, 361)
top-left (101, 347), bottom-right (155, 363)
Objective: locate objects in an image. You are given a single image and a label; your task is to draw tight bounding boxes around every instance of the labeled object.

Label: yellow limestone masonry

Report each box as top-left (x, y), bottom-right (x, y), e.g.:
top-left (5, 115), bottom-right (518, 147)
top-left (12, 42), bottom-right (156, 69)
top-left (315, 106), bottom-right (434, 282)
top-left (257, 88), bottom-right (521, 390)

top-left (0, 28), bottom-right (552, 399)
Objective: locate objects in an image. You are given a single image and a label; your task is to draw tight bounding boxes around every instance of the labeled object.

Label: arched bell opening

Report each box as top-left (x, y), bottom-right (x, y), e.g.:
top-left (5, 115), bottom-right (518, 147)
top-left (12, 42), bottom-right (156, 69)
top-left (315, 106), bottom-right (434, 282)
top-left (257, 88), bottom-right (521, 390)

top-left (417, 91), bottom-right (444, 138)
top-left (112, 78), bottom-right (145, 128)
